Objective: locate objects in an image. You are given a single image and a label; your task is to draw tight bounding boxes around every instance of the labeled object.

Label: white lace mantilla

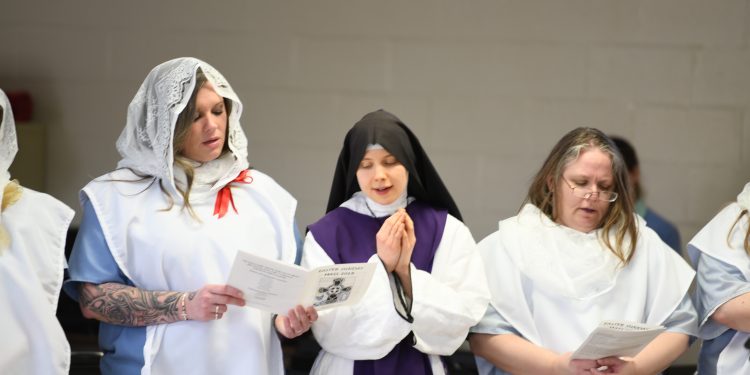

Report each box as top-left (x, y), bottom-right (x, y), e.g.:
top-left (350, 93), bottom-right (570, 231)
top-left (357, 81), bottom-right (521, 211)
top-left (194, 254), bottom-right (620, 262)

top-left (116, 57), bottom-right (249, 193)
top-left (0, 89), bottom-right (18, 188)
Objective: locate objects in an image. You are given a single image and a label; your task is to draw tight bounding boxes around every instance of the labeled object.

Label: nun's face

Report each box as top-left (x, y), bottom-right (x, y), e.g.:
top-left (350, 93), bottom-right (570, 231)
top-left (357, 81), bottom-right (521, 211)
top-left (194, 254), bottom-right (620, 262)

top-left (181, 83), bottom-right (227, 163)
top-left (356, 148), bottom-right (408, 205)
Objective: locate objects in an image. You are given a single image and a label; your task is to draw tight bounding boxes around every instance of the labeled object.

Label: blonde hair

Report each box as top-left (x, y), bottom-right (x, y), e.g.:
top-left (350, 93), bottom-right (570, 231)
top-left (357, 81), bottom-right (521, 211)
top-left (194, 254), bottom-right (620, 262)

top-left (0, 180), bottom-right (23, 252)
top-left (524, 127), bottom-right (638, 265)
top-left (728, 209), bottom-right (750, 254)
top-left (104, 69), bottom-right (233, 220)
top-left (163, 69), bottom-right (232, 219)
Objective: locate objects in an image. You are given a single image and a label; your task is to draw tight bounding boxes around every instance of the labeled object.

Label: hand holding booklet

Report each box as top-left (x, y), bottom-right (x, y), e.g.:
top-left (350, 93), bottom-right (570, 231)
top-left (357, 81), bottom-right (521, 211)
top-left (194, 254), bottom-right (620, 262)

top-left (571, 320), bottom-right (665, 360)
top-left (226, 251), bottom-right (376, 315)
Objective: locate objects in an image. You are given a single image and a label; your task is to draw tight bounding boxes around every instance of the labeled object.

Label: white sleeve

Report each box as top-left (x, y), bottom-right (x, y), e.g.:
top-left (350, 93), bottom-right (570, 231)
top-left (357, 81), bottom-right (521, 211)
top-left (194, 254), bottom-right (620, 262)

top-left (302, 232), bottom-right (412, 360)
top-left (410, 215), bottom-right (491, 355)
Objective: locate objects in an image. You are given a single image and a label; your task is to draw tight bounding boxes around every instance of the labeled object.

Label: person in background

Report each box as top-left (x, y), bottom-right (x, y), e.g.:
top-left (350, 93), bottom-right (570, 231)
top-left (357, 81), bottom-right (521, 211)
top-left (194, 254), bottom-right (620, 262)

top-left (63, 57), bottom-right (315, 375)
top-left (471, 127), bottom-right (697, 375)
top-left (610, 136), bottom-right (681, 254)
top-left (0, 88), bottom-right (74, 374)
top-left (688, 182), bottom-right (750, 374)
top-left (302, 109), bottom-right (489, 374)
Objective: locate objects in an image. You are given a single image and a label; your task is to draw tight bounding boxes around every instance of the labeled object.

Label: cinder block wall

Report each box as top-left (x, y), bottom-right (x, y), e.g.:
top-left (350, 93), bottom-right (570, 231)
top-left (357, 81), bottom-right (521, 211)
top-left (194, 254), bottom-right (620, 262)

top-left (2, 2), bottom-right (749, 259)
top-left (4, 0), bottom-right (750, 367)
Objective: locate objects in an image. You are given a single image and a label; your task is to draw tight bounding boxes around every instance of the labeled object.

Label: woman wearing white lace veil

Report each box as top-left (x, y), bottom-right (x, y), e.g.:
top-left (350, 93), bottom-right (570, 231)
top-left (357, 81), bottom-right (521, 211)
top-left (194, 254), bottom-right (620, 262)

top-left (63, 57), bottom-right (316, 375)
top-left (0, 89), bottom-right (74, 374)
top-left (470, 127), bottom-right (697, 375)
top-left (688, 182), bottom-right (750, 374)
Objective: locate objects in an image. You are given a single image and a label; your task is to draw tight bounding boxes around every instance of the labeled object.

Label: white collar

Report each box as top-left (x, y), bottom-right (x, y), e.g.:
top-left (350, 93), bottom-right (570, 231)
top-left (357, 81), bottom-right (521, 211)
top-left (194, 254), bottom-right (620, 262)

top-left (173, 153), bottom-right (236, 200)
top-left (341, 191), bottom-right (413, 217)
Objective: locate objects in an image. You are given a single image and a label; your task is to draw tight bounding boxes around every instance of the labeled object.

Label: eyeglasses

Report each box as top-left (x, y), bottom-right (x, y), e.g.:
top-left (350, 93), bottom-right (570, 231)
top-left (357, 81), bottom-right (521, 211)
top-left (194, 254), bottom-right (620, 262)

top-left (561, 178), bottom-right (618, 202)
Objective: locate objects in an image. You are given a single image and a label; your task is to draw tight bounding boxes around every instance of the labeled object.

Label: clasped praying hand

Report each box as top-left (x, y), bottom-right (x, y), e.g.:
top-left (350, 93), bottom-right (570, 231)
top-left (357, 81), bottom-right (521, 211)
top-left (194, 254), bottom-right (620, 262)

top-left (375, 208), bottom-right (416, 274)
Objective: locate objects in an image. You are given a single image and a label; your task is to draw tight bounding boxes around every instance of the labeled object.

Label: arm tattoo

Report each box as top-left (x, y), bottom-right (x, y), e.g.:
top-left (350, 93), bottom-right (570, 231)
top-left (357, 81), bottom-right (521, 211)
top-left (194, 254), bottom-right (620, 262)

top-left (79, 283), bottom-right (183, 326)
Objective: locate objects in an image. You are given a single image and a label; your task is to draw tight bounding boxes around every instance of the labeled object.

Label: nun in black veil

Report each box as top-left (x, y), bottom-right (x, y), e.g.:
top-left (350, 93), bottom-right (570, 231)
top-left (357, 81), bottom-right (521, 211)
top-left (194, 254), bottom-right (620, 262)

top-left (302, 109), bottom-right (489, 375)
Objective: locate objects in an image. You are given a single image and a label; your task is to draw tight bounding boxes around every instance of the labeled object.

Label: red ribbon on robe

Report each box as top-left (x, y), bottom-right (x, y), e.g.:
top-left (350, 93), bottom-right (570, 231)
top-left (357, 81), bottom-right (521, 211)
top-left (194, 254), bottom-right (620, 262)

top-left (213, 169), bottom-right (253, 218)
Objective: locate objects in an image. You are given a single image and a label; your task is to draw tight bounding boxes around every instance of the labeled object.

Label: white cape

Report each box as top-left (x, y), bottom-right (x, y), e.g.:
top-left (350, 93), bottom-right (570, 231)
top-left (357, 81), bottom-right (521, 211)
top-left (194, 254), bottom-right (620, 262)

top-left (83, 169), bottom-right (296, 375)
top-left (688, 191), bottom-right (750, 375)
top-left (0, 187), bottom-right (74, 374)
top-left (480, 204), bottom-right (694, 353)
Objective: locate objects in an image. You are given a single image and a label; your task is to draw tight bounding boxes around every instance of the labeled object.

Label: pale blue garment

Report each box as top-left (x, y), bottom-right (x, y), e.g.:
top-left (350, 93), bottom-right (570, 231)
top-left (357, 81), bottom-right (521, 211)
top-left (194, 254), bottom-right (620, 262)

top-left (63, 199), bottom-right (302, 375)
top-left (692, 252), bottom-right (750, 375)
top-left (470, 295), bottom-right (697, 375)
top-left (63, 200), bottom-right (145, 375)
top-left (469, 304), bottom-right (519, 375)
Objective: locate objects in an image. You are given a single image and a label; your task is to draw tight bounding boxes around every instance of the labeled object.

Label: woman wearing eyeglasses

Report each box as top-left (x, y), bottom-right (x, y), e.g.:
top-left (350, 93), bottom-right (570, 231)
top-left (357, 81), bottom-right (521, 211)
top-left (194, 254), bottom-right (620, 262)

top-left (469, 127), bottom-right (697, 375)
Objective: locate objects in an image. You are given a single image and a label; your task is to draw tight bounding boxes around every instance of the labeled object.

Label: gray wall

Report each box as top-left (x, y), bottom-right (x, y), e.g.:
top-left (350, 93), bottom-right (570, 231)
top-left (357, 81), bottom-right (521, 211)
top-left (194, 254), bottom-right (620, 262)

top-left (6, 0), bottom-right (750, 367)
top-left (3, 2), bottom-right (749, 258)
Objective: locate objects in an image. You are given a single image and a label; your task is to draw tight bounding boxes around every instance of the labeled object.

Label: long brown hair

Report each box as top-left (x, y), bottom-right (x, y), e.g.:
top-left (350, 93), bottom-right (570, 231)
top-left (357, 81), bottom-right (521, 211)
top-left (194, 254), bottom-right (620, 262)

top-left (524, 127), bottom-right (638, 265)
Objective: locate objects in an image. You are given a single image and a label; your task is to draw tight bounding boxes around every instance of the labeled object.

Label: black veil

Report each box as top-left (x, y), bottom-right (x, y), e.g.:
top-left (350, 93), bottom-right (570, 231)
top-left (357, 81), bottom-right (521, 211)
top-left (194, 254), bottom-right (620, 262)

top-left (325, 109), bottom-right (462, 221)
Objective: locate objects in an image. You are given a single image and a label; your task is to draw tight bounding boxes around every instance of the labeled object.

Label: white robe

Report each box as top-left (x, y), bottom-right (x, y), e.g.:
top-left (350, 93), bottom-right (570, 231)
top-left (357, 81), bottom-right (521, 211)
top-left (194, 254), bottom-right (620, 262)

top-left (476, 204), bottom-right (695, 374)
top-left (0, 186), bottom-right (74, 375)
top-left (688, 201), bottom-right (750, 374)
top-left (82, 168), bottom-right (296, 375)
top-left (301, 199), bottom-right (489, 375)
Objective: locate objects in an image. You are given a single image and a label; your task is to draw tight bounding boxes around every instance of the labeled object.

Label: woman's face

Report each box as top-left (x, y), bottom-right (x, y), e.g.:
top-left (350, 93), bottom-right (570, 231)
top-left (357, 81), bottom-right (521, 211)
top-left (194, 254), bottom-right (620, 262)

top-left (356, 148), bottom-right (408, 205)
top-left (180, 83), bottom-right (227, 163)
top-left (553, 148), bottom-right (614, 233)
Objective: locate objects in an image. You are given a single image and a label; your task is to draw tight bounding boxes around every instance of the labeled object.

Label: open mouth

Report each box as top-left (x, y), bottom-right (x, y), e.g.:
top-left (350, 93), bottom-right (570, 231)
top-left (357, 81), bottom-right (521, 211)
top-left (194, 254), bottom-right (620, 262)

top-left (203, 137), bottom-right (221, 147)
top-left (373, 186), bottom-right (392, 195)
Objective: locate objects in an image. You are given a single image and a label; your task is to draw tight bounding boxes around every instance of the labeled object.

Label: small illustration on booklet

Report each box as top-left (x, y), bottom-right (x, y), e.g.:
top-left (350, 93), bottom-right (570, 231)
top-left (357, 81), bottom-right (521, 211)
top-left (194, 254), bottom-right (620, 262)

top-left (315, 277), bottom-right (353, 306)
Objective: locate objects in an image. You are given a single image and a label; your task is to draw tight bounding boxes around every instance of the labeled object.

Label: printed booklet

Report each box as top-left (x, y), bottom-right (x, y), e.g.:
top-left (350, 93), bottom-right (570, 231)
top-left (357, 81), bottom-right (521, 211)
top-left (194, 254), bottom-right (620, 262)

top-left (571, 320), bottom-right (665, 360)
top-left (227, 250), bottom-right (376, 315)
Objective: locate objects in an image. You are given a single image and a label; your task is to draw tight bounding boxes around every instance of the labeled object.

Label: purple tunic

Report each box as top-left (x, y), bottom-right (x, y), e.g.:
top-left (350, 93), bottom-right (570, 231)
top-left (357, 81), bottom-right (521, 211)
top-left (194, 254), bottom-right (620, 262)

top-left (308, 201), bottom-right (448, 375)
